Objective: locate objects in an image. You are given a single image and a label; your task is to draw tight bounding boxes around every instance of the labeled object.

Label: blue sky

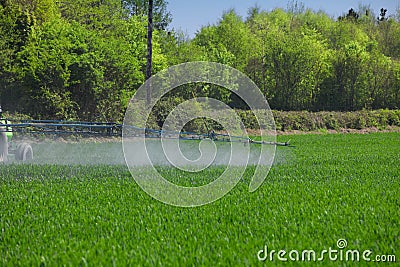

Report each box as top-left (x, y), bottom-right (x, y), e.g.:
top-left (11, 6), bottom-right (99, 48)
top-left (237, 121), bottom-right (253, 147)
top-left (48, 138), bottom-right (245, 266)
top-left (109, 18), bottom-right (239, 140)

top-left (168, 0), bottom-right (399, 38)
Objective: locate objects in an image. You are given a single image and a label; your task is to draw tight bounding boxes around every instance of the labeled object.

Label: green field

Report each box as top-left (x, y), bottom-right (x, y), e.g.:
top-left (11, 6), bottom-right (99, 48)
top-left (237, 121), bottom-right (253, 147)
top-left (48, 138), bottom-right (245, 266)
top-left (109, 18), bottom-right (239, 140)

top-left (1, 133), bottom-right (399, 266)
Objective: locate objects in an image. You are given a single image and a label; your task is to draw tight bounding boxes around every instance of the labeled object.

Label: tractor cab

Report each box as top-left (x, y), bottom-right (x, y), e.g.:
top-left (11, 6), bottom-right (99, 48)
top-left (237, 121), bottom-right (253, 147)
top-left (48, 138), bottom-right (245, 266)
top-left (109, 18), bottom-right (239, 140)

top-left (0, 105), bottom-right (9, 161)
top-left (0, 105), bottom-right (13, 141)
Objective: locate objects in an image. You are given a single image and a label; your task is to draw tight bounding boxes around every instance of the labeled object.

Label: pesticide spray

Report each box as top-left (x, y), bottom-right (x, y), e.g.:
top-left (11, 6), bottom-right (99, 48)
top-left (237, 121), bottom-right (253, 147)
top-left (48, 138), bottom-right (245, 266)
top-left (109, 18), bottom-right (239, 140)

top-left (1, 62), bottom-right (292, 206)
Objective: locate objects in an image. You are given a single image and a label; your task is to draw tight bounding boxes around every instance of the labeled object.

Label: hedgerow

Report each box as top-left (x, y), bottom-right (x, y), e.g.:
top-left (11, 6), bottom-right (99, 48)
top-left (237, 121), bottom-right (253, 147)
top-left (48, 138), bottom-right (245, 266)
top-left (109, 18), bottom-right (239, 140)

top-left (5, 109), bottom-right (400, 133)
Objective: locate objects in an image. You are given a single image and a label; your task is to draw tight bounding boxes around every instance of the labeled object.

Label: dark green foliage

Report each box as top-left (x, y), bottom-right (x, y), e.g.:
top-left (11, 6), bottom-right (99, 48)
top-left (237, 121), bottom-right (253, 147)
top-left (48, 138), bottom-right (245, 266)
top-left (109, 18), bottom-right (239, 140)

top-left (269, 109), bottom-right (400, 131)
top-left (58, 0), bottom-right (123, 30)
top-left (144, 107), bottom-right (400, 133)
top-left (338, 8), bottom-right (359, 21)
top-left (122, 0), bottom-right (171, 29)
top-left (1, 1), bottom-right (400, 120)
top-left (0, 0), bottom-right (167, 121)
top-left (13, 17), bottom-right (150, 121)
top-left (0, 1), bottom-right (32, 110)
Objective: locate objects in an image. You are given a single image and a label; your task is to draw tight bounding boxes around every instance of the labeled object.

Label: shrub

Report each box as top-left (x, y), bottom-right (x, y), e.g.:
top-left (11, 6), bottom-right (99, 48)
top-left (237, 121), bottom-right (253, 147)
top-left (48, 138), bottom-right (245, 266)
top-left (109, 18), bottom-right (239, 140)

top-left (238, 109), bottom-right (400, 131)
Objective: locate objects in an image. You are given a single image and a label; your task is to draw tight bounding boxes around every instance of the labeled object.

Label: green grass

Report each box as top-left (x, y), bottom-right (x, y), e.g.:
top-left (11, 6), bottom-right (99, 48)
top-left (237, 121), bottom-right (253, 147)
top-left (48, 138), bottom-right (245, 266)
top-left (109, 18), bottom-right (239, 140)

top-left (0, 133), bottom-right (399, 266)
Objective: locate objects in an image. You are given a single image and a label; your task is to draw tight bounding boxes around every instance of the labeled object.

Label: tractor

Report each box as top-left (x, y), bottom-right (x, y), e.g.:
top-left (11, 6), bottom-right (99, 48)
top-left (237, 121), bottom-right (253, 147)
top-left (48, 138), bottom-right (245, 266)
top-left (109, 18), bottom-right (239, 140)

top-left (0, 106), bottom-right (33, 162)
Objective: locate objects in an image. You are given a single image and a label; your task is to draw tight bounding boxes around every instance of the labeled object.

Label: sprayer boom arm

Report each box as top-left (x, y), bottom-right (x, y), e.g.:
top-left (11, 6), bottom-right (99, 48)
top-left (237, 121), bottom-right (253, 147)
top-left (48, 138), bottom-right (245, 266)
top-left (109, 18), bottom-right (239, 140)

top-left (1, 119), bottom-right (290, 146)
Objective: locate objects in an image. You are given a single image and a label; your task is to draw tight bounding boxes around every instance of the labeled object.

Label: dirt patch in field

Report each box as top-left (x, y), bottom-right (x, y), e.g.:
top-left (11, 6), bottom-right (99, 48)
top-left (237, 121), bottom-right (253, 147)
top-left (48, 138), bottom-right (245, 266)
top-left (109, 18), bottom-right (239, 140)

top-left (278, 126), bottom-right (400, 135)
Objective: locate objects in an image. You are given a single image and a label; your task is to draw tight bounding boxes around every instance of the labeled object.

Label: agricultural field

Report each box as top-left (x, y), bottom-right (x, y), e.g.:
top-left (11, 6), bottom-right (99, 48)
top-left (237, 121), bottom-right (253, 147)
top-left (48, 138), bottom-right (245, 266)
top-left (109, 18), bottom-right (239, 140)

top-left (0, 132), bottom-right (399, 266)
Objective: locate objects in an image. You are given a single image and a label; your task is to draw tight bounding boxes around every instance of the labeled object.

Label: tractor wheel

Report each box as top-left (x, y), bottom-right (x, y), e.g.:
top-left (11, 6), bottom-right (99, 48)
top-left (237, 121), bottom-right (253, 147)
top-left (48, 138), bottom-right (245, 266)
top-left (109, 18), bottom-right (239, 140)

top-left (16, 143), bottom-right (33, 162)
top-left (15, 143), bottom-right (24, 160)
top-left (0, 132), bottom-right (8, 163)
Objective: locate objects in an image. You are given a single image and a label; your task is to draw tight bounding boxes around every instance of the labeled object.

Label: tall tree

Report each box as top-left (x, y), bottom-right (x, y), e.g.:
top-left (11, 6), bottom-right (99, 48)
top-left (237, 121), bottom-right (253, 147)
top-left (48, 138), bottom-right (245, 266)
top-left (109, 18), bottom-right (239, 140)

top-left (0, 1), bottom-right (31, 110)
top-left (338, 8), bottom-right (359, 21)
top-left (58, 0), bottom-right (123, 30)
top-left (146, 0), bottom-right (153, 105)
top-left (322, 41), bottom-right (370, 110)
top-left (11, 0), bottom-right (59, 25)
top-left (264, 29), bottom-right (331, 110)
top-left (122, 0), bottom-right (171, 29)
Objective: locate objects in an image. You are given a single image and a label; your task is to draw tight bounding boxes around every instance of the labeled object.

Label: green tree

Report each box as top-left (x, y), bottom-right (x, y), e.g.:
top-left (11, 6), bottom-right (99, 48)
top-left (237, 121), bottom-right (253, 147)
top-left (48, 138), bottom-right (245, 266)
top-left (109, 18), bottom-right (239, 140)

top-left (58, 0), bottom-right (123, 31)
top-left (194, 10), bottom-right (254, 71)
top-left (16, 18), bottom-right (92, 119)
top-left (14, 15), bottom-right (156, 121)
top-left (321, 41), bottom-right (370, 110)
top-left (364, 42), bottom-right (393, 109)
top-left (121, 0), bottom-right (171, 29)
top-left (2, 1), bottom-right (400, 118)
top-left (159, 31), bottom-right (205, 66)
top-left (264, 28), bottom-right (331, 110)
top-left (9, 0), bottom-right (59, 25)
top-left (0, 1), bottom-right (31, 110)
top-left (376, 16), bottom-right (400, 58)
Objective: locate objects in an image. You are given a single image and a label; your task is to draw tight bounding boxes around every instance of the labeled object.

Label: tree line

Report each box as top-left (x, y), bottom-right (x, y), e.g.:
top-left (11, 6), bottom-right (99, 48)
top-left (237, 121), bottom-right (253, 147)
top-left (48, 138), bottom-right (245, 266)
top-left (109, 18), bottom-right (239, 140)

top-left (1, 0), bottom-right (399, 122)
